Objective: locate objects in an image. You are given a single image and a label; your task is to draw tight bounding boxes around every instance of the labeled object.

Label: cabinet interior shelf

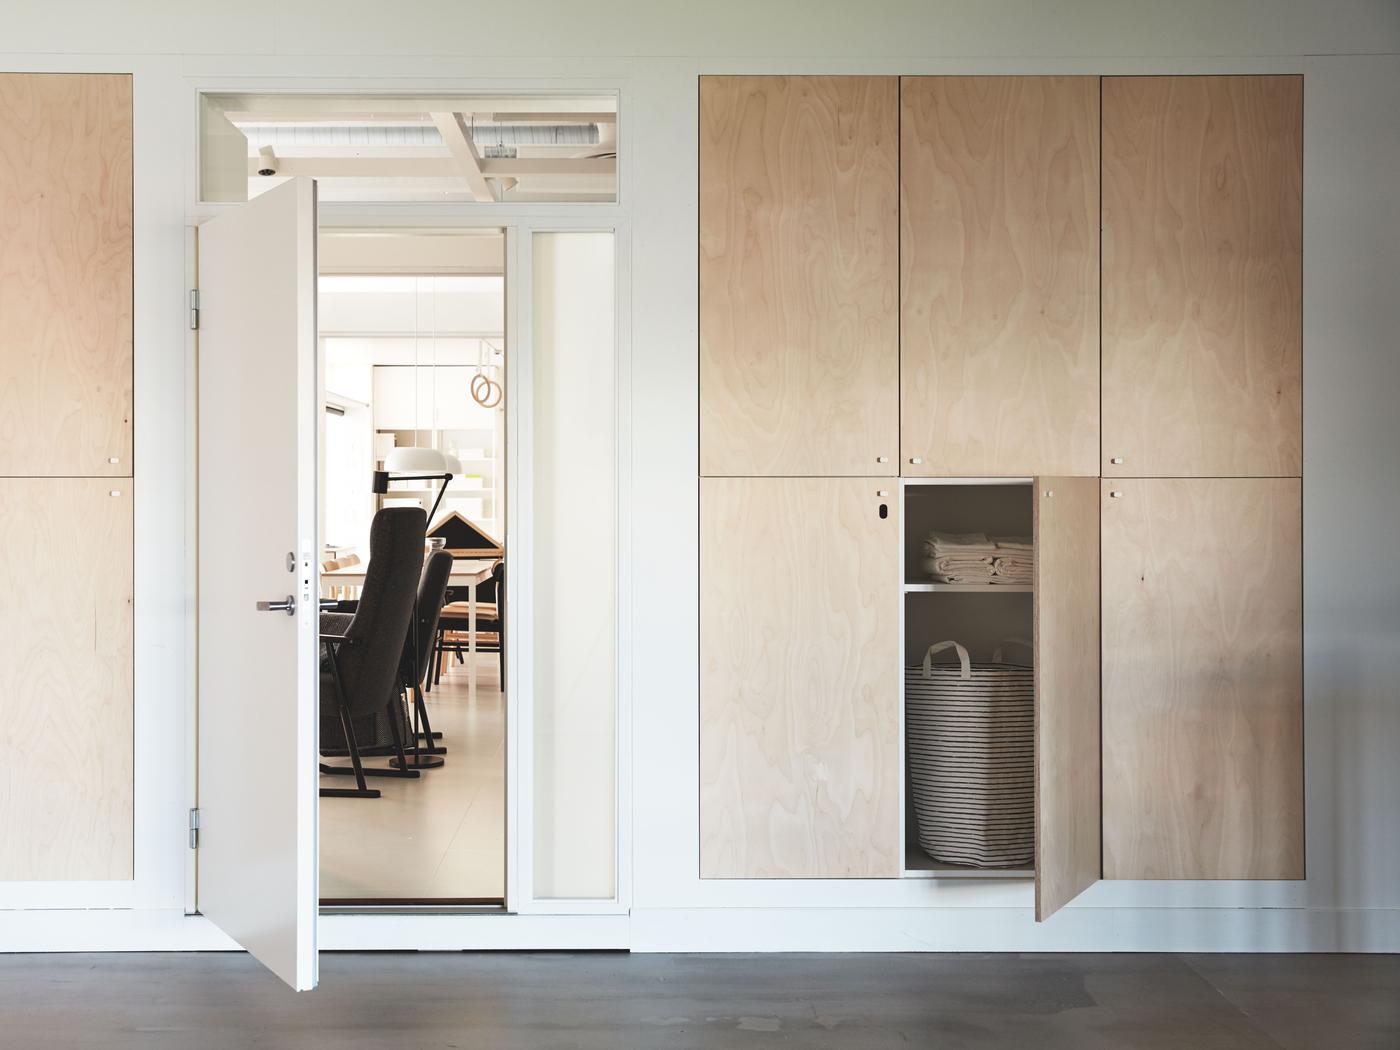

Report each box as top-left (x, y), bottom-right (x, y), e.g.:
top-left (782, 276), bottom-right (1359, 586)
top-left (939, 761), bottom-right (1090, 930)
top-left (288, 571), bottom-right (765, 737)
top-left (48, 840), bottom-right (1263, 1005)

top-left (903, 582), bottom-right (1033, 593)
top-left (903, 849), bottom-right (1033, 880)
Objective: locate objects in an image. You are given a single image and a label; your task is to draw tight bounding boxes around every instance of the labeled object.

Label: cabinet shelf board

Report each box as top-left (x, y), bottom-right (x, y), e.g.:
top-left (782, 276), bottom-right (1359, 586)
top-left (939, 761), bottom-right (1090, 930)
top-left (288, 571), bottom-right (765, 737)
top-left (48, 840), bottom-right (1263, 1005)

top-left (903, 582), bottom-right (1033, 593)
top-left (903, 850), bottom-right (1034, 880)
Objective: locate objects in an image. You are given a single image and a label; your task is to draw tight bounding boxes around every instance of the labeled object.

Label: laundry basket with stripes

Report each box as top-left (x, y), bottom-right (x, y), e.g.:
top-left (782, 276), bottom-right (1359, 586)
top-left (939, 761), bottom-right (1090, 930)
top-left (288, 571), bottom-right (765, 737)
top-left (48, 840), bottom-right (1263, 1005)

top-left (905, 639), bottom-right (1034, 868)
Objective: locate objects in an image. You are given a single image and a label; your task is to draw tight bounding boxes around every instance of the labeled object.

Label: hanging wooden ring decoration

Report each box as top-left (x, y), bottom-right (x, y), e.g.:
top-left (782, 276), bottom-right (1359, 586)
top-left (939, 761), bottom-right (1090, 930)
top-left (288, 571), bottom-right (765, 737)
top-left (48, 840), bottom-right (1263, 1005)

top-left (471, 372), bottom-right (503, 409)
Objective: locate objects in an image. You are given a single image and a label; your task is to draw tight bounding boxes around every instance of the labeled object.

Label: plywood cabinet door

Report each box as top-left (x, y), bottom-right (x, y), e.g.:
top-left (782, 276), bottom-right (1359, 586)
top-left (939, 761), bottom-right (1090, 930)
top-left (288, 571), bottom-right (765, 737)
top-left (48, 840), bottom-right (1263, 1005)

top-left (1101, 478), bottom-right (1303, 879)
top-left (700, 477), bottom-right (901, 877)
top-left (0, 479), bottom-right (132, 880)
top-left (1033, 476), bottom-right (1101, 919)
top-left (0, 74), bottom-right (132, 477)
top-left (700, 76), bottom-right (899, 477)
top-left (901, 77), bottom-right (1100, 478)
top-left (1102, 76), bottom-right (1302, 478)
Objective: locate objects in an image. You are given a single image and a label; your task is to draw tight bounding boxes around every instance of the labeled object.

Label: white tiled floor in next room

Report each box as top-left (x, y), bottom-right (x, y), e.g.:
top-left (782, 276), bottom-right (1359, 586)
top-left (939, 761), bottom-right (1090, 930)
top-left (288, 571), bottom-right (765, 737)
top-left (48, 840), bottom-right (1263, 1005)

top-left (319, 656), bottom-right (505, 901)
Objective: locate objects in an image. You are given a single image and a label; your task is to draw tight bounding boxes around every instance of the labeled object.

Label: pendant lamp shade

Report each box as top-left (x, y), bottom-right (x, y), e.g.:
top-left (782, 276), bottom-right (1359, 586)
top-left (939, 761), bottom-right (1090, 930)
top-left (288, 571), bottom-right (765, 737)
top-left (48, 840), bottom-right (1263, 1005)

top-left (440, 452), bottom-right (463, 475)
top-left (384, 446), bottom-right (448, 473)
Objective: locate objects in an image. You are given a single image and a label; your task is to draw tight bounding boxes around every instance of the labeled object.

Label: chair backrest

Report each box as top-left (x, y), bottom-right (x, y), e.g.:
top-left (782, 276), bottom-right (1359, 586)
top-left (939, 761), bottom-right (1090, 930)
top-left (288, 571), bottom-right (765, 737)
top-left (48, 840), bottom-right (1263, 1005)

top-left (335, 507), bottom-right (425, 714)
top-left (407, 549), bottom-right (454, 686)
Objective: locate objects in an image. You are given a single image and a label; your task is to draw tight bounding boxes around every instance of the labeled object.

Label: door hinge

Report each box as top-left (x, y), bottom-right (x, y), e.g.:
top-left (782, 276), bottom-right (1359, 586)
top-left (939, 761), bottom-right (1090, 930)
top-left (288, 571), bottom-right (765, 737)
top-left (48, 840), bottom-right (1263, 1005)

top-left (188, 289), bottom-right (201, 331)
top-left (188, 807), bottom-right (201, 849)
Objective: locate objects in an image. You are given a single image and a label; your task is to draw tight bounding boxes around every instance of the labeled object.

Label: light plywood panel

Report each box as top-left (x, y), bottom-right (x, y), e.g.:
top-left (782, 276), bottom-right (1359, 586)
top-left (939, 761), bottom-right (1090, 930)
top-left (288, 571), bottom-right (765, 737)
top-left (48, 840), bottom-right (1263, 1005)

top-left (700, 477), bottom-right (901, 877)
top-left (0, 478), bottom-right (132, 880)
top-left (1101, 478), bottom-right (1303, 879)
top-left (1033, 476), bottom-right (1101, 919)
top-left (0, 73), bottom-right (132, 477)
top-left (700, 76), bottom-right (899, 477)
top-left (902, 77), bottom-right (1100, 478)
top-left (1102, 76), bottom-right (1302, 478)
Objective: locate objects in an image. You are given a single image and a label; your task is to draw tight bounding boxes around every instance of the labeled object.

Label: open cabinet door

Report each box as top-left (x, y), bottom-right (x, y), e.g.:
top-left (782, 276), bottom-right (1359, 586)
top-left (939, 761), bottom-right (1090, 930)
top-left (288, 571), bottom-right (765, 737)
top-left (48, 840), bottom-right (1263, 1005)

top-left (1033, 477), bottom-right (1101, 921)
top-left (196, 179), bottom-right (319, 990)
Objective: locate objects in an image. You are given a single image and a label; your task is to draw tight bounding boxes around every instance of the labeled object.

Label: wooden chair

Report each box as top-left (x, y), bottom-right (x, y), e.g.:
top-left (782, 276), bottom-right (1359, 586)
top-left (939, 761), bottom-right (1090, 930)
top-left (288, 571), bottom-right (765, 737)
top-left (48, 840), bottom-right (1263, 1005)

top-left (432, 561), bottom-right (505, 693)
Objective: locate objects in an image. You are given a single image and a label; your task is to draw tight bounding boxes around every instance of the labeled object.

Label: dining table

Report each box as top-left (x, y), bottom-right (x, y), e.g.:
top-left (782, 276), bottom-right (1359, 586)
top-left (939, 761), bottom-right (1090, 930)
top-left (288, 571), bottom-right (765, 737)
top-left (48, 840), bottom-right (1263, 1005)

top-left (320, 557), bottom-right (498, 701)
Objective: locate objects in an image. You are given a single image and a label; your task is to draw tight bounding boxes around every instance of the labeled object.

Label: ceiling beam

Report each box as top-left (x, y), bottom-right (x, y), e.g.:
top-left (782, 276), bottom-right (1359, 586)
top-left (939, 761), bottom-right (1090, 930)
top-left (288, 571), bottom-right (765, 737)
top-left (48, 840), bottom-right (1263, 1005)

top-left (429, 112), bottom-right (496, 202)
top-left (247, 155), bottom-right (617, 179)
top-left (217, 94), bottom-right (616, 122)
top-left (487, 111), bottom-right (615, 125)
top-left (248, 157), bottom-right (457, 177)
top-left (478, 157), bottom-right (616, 177)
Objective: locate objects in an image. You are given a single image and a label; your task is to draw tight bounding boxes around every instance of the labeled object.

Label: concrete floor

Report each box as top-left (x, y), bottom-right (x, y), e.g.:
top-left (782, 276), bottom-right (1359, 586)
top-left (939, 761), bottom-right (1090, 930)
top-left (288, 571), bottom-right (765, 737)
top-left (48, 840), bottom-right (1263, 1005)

top-left (1, 952), bottom-right (1396, 1049)
top-left (319, 658), bottom-right (505, 901)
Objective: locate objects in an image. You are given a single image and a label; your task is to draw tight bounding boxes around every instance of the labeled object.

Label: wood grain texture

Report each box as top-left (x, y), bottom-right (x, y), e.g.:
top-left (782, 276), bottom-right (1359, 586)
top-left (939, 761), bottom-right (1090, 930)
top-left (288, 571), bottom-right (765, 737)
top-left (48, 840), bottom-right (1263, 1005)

top-left (1101, 76), bottom-right (1302, 478)
top-left (700, 76), bottom-right (899, 477)
top-left (1033, 476), bottom-right (1101, 918)
top-left (700, 477), bottom-right (901, 877)
top-left (0, 478), bottom-right (132, 880)
top-left (0, 74), bottom-right (132, 477)
top-left (901, 77), bottom-right (1100, 478)
top-left (1101, 478), bottom-right (1303, 879)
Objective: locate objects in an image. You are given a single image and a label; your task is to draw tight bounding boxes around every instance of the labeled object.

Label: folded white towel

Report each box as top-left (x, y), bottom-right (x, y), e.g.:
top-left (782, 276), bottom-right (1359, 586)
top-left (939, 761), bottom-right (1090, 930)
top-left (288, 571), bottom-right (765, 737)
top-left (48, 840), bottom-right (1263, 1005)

top-left (995, 537), bottom-right (1033, 552)
top-left (991, 556), bottom-right (1034, 584)
top-left (923, 530), bottom-right (998, 555)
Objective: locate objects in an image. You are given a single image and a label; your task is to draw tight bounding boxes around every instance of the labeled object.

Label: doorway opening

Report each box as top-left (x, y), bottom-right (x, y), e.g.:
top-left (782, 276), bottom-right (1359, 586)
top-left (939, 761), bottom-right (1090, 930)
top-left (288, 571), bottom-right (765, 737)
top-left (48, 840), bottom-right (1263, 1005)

top-left (191, 87), bottom-right (624, 983)
top-left (318, 229), bottom-right (508, 905)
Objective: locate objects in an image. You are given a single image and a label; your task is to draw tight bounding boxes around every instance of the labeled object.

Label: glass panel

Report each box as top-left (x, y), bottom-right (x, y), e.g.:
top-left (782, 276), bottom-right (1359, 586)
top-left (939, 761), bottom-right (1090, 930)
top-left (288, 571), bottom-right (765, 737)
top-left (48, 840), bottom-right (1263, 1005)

top-left (531, 231), bottom-right (616, 899)
top-left (200, 93), bottom-right (617, 204)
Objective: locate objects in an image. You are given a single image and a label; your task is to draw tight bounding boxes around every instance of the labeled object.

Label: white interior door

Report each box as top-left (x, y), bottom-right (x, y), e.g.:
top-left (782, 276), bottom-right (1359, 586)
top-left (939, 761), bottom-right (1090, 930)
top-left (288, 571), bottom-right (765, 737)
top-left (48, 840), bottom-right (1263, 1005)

top-left (196, 178), bottom-right (319, 990)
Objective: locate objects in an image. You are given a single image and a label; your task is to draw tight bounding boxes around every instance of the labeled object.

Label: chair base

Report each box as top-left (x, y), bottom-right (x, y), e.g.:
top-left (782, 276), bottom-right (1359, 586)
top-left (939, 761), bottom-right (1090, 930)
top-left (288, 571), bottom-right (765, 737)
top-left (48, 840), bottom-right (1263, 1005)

top-left (320, 786), bottom-right (381, 799)
top-left (320, 761), bottom-right (421, 780)
top-left (391, 753), bottom-right (446, 770)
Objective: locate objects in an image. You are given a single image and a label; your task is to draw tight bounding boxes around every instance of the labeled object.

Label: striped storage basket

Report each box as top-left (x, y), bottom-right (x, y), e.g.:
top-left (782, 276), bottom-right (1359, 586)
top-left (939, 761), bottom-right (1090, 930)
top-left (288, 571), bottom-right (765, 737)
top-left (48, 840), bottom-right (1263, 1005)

top-left (906, 640), bottom-right (1034, 867)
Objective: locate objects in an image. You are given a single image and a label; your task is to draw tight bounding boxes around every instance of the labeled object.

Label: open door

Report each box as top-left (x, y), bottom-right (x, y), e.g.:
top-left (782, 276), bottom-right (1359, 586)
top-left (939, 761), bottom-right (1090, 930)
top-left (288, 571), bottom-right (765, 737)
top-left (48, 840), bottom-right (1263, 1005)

top-left (196, 179), bottom-right (319, 989)
top-left (1033, 476), bottom-right (1101, 920)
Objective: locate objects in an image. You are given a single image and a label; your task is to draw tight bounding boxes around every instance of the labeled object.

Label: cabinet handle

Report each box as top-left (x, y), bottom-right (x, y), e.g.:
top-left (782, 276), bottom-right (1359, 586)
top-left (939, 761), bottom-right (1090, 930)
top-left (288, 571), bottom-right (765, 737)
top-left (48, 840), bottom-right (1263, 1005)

top-left (877, 490), bottom-right (889, 497)
top-left (1110, 457), bottom-right (1124, 465)
top-left (909, 457), bottom-right (923, 465)
top-left (1109, 491), bottom-right (1123, 499)
top-left (876, 456), bottom-right (889, 464)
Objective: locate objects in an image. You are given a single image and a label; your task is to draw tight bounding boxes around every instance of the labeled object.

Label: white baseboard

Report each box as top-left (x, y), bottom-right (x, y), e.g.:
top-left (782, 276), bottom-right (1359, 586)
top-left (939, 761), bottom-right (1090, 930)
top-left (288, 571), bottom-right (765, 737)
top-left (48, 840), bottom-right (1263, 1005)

top-left (0, 909), bottom-right (239, 952)
top-left (7, 906), bottom-right (1398, 955)
top-left (318, 912), bottom-right (630, 951)
top-left (629, 906), bottom-right (1400, 954)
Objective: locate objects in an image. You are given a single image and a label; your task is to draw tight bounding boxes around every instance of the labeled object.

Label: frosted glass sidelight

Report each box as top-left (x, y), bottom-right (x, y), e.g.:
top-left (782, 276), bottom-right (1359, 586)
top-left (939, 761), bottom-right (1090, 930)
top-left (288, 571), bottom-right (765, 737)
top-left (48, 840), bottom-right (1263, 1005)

top-left (531, 232), bottom-right (617, 900)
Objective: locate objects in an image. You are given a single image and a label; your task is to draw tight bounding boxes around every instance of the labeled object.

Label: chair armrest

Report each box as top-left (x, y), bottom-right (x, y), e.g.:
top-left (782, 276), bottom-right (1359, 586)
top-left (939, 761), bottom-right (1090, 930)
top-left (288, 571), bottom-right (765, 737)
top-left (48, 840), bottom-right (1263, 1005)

top-left (320, 633), bottom-right (354, 645)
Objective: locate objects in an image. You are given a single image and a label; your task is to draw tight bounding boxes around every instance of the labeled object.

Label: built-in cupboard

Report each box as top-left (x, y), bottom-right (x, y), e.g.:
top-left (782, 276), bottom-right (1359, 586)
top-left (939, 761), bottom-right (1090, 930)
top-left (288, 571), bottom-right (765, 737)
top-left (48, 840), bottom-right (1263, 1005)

top-left (0, 73), bottom-right (134, 880)
top-left (699, 74), bottom-right (1304, 917)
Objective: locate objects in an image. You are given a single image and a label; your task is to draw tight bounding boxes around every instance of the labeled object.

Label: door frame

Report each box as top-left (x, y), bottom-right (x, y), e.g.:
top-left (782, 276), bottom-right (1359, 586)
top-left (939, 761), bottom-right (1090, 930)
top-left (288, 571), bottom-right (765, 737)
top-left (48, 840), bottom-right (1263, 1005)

top-left (182, 77), bottom-right (634, 941)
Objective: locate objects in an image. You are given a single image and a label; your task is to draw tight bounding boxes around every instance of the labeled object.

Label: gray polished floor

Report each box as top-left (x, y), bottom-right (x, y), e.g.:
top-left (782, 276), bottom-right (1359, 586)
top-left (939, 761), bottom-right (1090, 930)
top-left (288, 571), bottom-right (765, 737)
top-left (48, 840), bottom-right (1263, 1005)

top-left (1, 951), bottom-right (1396, 1049)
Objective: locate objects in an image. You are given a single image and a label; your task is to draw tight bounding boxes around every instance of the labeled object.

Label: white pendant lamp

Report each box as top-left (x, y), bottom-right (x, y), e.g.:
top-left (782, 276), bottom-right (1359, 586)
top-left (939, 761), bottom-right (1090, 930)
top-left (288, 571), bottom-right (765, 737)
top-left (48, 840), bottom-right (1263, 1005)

top-left (440, 452), bottom-right (463, 475)
top-left (385, 445), bottom-right (448, 473)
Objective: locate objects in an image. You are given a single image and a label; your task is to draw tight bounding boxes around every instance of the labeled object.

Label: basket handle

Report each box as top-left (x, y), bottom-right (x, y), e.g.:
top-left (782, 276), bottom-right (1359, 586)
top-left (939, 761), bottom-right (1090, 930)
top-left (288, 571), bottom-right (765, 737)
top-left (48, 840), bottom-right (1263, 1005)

top-left (921, 640), bottom-right (971, 681)
top-left (992, 637), bottom-right (1033, 664)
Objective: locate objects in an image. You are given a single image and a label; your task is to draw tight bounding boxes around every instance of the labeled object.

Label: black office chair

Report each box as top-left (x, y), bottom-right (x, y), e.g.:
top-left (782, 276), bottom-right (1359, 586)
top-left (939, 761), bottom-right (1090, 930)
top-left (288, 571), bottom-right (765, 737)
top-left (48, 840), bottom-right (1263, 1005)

top-left (391, 548), bottom-right (455, 769)
top-left (318, 507), bottom-right (425, 799)
top-left (323, 547), bottom-right (455, 761)
top-left (433, 560), bottom-right (505, 694)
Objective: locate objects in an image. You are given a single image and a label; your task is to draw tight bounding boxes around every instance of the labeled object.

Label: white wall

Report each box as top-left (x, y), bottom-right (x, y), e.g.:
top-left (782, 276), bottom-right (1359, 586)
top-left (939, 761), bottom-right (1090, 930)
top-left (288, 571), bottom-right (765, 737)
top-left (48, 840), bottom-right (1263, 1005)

top-left (1, 1), bottom-right (1397, 953)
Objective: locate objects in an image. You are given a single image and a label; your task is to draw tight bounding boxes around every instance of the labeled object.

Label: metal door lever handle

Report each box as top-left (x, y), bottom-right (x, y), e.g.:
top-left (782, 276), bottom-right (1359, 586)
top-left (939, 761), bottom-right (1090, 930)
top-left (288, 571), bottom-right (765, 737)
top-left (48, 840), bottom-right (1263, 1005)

top-left (256, 595), bottom-right (297, 616)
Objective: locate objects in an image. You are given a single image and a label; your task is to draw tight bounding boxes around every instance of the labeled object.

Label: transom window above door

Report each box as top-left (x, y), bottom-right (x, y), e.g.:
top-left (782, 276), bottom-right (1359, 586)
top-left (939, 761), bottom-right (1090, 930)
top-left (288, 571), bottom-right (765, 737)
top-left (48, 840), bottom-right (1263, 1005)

top-left (199, 92), bottom-right (618, 204)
